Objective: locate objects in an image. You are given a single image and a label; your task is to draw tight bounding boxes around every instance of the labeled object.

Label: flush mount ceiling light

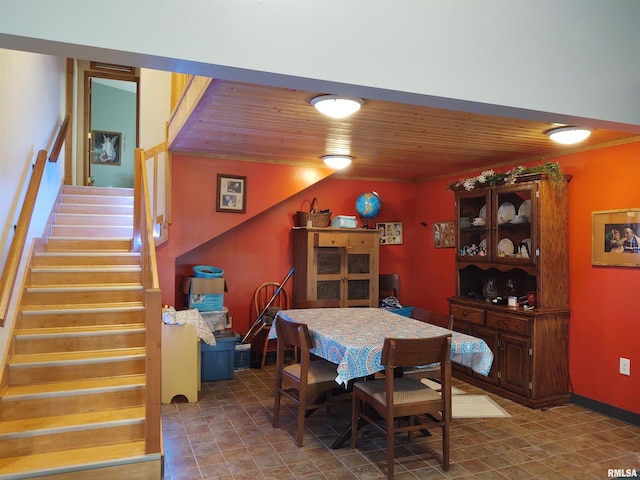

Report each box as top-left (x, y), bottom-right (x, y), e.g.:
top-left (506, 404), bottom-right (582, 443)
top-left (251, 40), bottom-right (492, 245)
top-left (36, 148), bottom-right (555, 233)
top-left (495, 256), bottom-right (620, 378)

top-left (311, 95), bottom-right (363, 119)
top-left (322, 155), bottom-right (353, 169)
top-left (546, 126), bottom-right (592, 145)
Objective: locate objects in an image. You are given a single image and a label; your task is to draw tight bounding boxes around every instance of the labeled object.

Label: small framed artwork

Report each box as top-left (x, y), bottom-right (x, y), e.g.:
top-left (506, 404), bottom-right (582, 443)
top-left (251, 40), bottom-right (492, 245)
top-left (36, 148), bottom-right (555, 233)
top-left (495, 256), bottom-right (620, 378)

top-left (377, 222), bottom-right (403, 245)
top-left (592, 209), bottom-right (640, 267)
top-left (91, 130), bottom-right (121, 166)
top-left (216, 174), bottom-right (247, 213)
top-left (434, 221), bottom-right (455, 248)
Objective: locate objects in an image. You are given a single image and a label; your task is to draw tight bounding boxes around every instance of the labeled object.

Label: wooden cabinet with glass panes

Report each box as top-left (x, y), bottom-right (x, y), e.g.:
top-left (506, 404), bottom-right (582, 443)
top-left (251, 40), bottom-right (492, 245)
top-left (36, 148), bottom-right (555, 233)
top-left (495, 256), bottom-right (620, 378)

top-left (292, 228), bottom-right (379, 308)
top-left (449, 173), bottom-right (571, 408)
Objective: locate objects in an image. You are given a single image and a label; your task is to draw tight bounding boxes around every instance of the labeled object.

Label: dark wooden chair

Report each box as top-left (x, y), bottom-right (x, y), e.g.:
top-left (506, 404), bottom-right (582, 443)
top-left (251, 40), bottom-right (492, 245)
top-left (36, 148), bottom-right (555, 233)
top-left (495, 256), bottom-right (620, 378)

top-left (405, 309), bottom-right (454, 382)
top-left (273, 316), bottom-right (342, 447)
top-left (379, 273), bottom-right (400, 301)
top-left (293, 298), bottom-right (340, 308)
top-left (351, 335), bottom-right (452, 478)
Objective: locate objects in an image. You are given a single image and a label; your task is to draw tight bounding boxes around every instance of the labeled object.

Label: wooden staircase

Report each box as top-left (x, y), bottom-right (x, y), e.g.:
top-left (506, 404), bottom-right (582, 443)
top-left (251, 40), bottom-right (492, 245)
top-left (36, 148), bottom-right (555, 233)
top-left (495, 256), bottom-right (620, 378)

top-left (0, 186), bottom-right (162, 479)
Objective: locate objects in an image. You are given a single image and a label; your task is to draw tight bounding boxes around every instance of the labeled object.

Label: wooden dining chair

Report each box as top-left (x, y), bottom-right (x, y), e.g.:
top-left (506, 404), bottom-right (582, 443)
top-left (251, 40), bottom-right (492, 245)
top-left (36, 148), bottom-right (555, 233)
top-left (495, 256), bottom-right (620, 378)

top-left (351, 335), bottom-right (452, 479)
top-left (293, 298), bottom-right (340, 309)
top-left (254, 281), bottom-right (292, 368)
top-left (404, 310), bottom-right (454, 383)
top-left (379, 273), bottom-right (401, 302)
top-left (273, 316), bottom-right (342, 447)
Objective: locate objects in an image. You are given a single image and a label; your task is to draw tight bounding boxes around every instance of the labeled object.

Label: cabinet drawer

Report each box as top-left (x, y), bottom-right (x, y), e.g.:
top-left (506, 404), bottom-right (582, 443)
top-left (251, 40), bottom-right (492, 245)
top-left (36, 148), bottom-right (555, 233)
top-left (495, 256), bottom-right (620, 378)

top-left (348, 233), bottom-right (375, 248)
top-left (450, 304), bottom-right (485, 325)
top-left (486, 312), bottom-right (530, 336)
top-left (315, 232), bottom-right (348, 247)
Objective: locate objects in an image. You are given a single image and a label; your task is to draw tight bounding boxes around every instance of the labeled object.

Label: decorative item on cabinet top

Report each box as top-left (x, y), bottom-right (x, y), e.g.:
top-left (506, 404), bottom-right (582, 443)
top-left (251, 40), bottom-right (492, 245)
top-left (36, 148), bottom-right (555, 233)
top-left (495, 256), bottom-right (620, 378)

top-left (448, 161), bottom-right (565, 192)
top-left (295, 197), bottom-right (331, 227)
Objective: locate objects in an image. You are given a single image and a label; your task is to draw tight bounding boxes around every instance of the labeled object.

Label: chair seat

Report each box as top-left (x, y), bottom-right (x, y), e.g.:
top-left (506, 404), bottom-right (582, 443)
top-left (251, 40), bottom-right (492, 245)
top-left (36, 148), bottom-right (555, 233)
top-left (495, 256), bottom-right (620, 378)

top-left (283, 359), bottom-right (338, 384)
top-left (355, 377), bottom-right (441, 405)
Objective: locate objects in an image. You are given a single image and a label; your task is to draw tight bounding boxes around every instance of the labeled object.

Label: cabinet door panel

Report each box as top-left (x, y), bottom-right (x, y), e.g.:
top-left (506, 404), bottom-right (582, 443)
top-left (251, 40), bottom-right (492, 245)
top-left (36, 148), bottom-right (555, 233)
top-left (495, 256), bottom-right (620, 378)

top-left (347, 253), bottom-right (371, 274)
top-left (316, 250), bottom-right (341, 275)
top-left (500, 333), bottom-right (531, 397)
top-left (317, 281), bottom-right (340, 300)
top-left (471, 325), bottom-right (499, 385)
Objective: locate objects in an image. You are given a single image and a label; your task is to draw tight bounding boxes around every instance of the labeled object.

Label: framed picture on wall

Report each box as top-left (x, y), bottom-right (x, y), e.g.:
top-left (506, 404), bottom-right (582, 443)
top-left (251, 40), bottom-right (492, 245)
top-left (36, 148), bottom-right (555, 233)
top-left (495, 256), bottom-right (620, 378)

top-left (377, 222), bottom-right (403, 245)
top-left (216, 174), bottom-right (247, 213)
top-left (433, 221), bottom-right (455, 248)
top-left (91, 130), bottom-right (121, 166)
top-left (592, 209), bottom-right (640, 267)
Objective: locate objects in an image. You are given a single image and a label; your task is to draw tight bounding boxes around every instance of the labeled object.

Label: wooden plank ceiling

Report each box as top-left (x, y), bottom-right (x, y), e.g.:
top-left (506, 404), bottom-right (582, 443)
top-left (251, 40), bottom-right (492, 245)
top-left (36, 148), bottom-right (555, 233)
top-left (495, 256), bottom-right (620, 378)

top-left (169, 80), bottom-right (638, 182)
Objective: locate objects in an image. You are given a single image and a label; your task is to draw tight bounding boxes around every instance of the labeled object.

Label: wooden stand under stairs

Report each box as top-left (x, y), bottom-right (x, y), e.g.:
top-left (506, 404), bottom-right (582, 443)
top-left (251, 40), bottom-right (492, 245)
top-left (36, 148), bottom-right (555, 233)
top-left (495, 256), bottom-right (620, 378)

top-left (0, 186), bottom-right (162, 479)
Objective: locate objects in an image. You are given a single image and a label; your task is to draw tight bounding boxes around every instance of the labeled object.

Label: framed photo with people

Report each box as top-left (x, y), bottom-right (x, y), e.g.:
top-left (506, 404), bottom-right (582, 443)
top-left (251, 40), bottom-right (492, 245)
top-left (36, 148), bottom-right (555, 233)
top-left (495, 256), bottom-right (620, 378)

top-left (433, 221), bottom-right (455, 248)
top-left (216, 174), bottom-right (247, 213)
top-left (592, 209), bottom-right (640, 267)
top-left (91, 130), bottom-right (121, 166)
top-left (377, 222), bottom-right (403, 245)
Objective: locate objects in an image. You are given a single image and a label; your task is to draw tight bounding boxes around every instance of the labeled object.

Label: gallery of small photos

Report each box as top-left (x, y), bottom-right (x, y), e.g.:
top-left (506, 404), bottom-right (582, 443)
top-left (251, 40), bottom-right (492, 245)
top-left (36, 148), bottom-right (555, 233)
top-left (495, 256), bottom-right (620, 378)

top-left (378, 222), bottom-right (403, 245)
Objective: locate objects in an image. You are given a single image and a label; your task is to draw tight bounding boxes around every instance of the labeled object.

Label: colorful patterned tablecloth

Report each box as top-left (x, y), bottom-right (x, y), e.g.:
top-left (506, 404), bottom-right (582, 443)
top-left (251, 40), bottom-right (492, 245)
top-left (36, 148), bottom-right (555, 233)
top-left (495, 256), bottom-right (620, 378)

top-left (269, 308), bottom-right (493, 385)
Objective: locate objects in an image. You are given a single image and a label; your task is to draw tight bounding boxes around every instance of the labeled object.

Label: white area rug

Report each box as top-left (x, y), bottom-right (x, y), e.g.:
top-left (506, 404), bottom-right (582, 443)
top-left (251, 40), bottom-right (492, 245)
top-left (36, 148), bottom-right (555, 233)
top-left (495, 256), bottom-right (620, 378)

top-left (419, 379), bottom-right (511, 418)
top-left (452, 395), bottom-right (511, 418)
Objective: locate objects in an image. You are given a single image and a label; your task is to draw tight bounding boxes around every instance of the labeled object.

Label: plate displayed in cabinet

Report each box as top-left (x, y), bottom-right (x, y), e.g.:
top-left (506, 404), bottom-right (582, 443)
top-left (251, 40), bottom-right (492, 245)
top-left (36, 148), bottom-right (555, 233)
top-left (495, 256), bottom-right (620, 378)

top-left (479, 239), bottom-right (487, 252)
top-left (498, 202), bottom-right (516, 224)
top-left (479, 204), bottom-right (487, 219)
top-left (518, 199), bottom-right (531, 218)
top-left (498, 238), bottom-right (515, 256)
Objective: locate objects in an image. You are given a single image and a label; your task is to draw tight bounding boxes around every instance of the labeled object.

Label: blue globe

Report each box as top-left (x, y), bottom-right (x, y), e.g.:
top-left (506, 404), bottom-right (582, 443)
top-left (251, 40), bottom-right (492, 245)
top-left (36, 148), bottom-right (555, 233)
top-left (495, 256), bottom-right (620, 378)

top-left (355, 192), bottom-right (382, 227)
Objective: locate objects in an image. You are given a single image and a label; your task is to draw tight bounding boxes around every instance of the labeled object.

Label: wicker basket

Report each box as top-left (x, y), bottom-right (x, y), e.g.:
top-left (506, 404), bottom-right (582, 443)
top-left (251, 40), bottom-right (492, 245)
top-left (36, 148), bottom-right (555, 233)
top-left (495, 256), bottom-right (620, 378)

top-left (296, 197), bottom-right (331, 227)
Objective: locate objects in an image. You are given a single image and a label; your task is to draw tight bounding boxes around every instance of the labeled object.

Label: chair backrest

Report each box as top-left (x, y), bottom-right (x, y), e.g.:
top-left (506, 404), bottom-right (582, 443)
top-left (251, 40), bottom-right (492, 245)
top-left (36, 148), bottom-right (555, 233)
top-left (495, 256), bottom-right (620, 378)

top-left (293, 298), bottom-right (340, 309)
top-left (381, 335), bottom-right (452, 370)
top-left (411, 308), bottom-right (454, 329)
top-left (254, 281), bottom-right (290, 317)
top-left (274, 316), bottom-right (312, 353)
top-left (379, 273), bottom-right (400, 300)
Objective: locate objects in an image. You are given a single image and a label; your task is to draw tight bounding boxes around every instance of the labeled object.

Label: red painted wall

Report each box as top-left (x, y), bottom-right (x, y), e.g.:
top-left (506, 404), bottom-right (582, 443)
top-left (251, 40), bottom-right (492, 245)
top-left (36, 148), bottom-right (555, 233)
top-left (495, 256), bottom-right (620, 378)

top-left (158, 142), bottom-right (640, 415)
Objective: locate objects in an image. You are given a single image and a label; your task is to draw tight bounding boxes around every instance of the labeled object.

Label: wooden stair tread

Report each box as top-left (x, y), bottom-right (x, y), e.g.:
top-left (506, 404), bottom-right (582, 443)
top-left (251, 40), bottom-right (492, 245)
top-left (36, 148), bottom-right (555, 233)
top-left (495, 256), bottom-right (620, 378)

top-left (17, 324), bottom-right (146, 337)
top-left (11, 347), bottom-right (146, 365)
top-left (0, 406), bottom-right (145, 435)
top-left (4, 374), bottom-right (146, 398)
top-left (21, 303), bottom-right (144, 314)
top-left (0, 441), bottom-right (154, 479)
top-left (30, 266), bottom-right (141, 272)
top-left (25, 284), bottom-right (143, 292)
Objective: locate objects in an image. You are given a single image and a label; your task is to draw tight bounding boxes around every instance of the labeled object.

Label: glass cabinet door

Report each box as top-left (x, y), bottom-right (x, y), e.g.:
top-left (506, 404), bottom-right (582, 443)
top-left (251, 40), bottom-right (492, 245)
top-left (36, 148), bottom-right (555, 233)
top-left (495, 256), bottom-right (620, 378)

top-left (457, 190), bottom-right (491, 262)
top-left (493, 183), bottom-right (536, 265)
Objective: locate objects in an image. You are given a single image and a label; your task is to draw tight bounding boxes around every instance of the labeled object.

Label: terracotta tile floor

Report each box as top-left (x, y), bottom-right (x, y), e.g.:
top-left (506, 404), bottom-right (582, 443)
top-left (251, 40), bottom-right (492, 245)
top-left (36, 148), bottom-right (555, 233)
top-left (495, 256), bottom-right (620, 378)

top-left (161, 365), bottom-right (639, 479)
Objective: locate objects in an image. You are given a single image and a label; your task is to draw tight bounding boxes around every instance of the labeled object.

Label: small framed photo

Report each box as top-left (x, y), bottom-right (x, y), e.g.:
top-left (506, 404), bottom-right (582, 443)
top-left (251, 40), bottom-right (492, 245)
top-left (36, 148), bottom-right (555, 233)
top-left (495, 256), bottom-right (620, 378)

top-left (592, 209), bottom-right (640, 267)
top-left (91, 130), bottom-right (121, 166)
top-left (434, 221), bottom-right (455, 248)
top-left (216, 174), bottom-right (247, 213)
top-left (377, 222), bottom-right (403, 245)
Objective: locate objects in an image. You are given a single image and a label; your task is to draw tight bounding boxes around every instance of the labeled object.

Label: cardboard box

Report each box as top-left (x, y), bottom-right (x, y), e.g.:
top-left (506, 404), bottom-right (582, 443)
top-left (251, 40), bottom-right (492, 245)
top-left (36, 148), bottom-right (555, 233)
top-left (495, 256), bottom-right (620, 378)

top-left (181, 276), bottom-right (227, 312)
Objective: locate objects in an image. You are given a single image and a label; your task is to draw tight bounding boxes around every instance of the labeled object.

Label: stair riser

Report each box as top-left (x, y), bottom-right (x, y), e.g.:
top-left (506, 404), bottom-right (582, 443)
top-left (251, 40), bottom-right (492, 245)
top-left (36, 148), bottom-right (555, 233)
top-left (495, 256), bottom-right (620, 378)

top-left (46, 238), bottom-right (131, 252)
top-left (60, 195), bottom-right (134, 206)
top-left (63, 186), bottom-right (133, 197)
top-left (51, 225), bottom-right (134, 237)
top-left (28, 270), bottom-right (142, 286)
top-left (57, 204), bottom-right (134, 216)
top-left (0, 423), bottom-right (144, 459)
top-left (22, 289), bottom-right (143, 306)
top-left (19, 309), bottom-right (145, 329)
top-left (54, 214), bottom-right (134, 226)
top-left (9, 358), bottom-right (145, 386)
top-left (32, 253), bottom-right (140, 267)
top-left (14, 332), bottom-right (146, 355)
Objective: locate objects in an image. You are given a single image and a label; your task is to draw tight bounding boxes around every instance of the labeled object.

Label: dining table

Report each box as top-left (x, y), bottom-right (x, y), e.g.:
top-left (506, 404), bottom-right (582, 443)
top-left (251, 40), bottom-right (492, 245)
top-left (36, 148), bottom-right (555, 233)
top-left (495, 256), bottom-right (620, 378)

top-left (269, 307), bottom-right (494, 386)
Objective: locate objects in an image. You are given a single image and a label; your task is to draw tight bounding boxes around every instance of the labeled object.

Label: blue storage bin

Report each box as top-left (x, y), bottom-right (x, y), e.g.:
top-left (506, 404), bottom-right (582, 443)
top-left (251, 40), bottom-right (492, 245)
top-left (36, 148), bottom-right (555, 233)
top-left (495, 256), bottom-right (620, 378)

top-left (200, 332), bottom-right (240, 381)
top-left (388, 306), bottom-right (415, 318)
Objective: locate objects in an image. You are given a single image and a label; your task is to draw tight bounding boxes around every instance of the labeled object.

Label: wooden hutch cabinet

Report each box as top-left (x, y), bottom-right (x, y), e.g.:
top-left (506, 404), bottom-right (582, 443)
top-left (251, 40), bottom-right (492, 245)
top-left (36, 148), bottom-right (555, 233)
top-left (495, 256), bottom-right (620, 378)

top-left (293, 228), bottom-right (379, 308)
top-left (448, 173), bottom-right (571, 408)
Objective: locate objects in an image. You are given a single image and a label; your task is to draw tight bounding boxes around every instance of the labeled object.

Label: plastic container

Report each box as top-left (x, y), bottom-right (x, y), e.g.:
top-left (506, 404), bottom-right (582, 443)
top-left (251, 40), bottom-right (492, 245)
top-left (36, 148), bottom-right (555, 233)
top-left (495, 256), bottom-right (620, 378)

top-left (388, 306), bottom-right (415, 318)
top-left (193, 265), bottom-right (224, 278)
top-left (234, 343), bottom-right (251, 371)
top-left (200, 332), bottom-right (240, 381)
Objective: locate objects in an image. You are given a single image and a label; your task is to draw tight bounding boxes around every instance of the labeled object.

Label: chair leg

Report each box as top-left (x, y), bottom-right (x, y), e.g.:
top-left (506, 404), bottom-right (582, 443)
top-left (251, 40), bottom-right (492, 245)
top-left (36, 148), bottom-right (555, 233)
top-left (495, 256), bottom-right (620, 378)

top-left (442, 419), bottom-right (450, 471)
top-left (297, 393), bottom-right (306, 447)
top-left (350, 395), bottom-right (359, 448)
top-left (386, 415), bottom-right (395, 480)
top-left (261, 335), bottom-right (270, 369)
top-left (273, 385), bottom-right (281, 428)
